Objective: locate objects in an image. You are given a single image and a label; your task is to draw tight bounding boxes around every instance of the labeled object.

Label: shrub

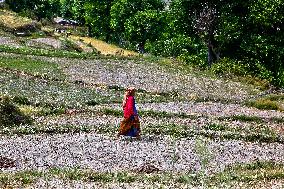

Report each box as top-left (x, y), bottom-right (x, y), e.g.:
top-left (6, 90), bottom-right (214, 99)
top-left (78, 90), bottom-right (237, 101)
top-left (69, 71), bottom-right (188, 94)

top-left (0, 96), bottom-right (32, 127)
top-left (177, 53), bottom-right (207, 68)
top-left (275, 69), bottom-right (284, 87)
top-left (18, 10), bottom-right (37, 20)
top-left (211, 58), bottom-right (250, 76)
top-left (145, 34), bottom-right (199, 57)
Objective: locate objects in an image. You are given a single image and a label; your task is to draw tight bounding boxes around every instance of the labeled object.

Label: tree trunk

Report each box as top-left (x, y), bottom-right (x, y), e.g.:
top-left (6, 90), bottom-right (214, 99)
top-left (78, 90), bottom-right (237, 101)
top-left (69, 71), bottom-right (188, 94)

top-left (207, 28), bottom-right (218, 67)
top-left (87, 25), bottom-right (91, 37)
top-left (207, 45), bottom-right (214, 67)
top-left (137, 42), bottom-right (145, 54)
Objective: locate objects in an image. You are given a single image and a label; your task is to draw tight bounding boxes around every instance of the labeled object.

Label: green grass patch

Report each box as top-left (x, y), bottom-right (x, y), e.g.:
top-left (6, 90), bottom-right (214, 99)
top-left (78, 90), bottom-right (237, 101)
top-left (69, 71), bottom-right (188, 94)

top-left (19, 104), bottom-right (65, 116)
top-left (96, 108), bottom-right (199, 119)
top-left (144, 56), bottom-right (194, 75)
top-left (231, 115), bottom-right (262, 122)
top-left (219, 115), bottom-right (263, 123)
top-left (211, 161), bottom-right (284, 185)
top-left (1, 161), bottom-right (284, 187)
top-left (144, 123), bottom-right (282, 143)
top-left (219, 114), bottom-right (284, 124)
top-left (0, 168), bottom-right (179, 187)
top-left (0, 71), bottom-right (112, 108)
top-left (270, 117), bottom-right (284, 123)
top-left (0, 121), bottom-right (281, 144)
top-left (1, 95), bottom-right (66, 117)
top-left (0, 56), bottom-right (65, 80)
top-left (0, 45), bottom-right (98, 59)
top-left (145, 124), bottom-right (191, 138)
top-left (0, 170), bottom-right (43, 187)
top-left (264, 94), bottom-right (284, 101)
top-left (99, 108), bottom-right (122, 117)
top-left (86, 86), bottom-right (187, 104)
top-left (246, 99), bottom-right (283, 111)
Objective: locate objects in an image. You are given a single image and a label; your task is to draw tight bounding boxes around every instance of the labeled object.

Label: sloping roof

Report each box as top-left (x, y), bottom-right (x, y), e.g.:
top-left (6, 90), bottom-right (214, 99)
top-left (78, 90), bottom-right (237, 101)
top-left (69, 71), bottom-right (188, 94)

top-left (53, 17), bottom-right (78, 25)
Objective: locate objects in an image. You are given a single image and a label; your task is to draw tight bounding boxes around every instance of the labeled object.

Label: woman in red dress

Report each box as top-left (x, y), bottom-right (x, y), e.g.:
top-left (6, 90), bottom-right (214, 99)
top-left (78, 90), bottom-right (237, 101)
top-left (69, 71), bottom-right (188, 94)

top-left (117, 87), bottom-right (141, 138)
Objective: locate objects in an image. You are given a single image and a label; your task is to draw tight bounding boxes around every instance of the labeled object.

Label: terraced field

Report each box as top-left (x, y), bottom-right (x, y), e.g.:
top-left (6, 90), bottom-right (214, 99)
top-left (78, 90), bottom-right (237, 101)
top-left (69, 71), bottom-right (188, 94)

top-left (0, 38), bottom-right (284, 188)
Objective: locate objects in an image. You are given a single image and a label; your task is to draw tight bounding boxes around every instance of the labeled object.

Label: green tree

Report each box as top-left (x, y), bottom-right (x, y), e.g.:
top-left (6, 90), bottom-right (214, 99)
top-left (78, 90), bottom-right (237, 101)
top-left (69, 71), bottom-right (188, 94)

top-left (84, 0), bottom-right (113, 41)
top-left (5, 0), bottom-right (33, 12)
top-left (124, 10), bottom-right (165, 53)
top-left (60, 0), bottom-right (74, 18)
top-left (5, 0), bottom-right (60, 20)
top-left (71, 0), bottom-right (86, 24)
top-left (169, 0), bottom-right (221, 66)
top-left (246, 0), bottom-right (283, 86)
top-left (215, 0), bottom-right (284, 85)
top-left (110, 0), bottom-right (165, 44)
top-left (33, 0), bottom-right (55, 20)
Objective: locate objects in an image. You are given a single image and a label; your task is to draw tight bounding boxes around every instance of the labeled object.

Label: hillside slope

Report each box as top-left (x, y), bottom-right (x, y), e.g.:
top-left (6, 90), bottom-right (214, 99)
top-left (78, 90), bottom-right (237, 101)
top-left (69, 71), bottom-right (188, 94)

top-left (1, 10), bottom-right (284, 189)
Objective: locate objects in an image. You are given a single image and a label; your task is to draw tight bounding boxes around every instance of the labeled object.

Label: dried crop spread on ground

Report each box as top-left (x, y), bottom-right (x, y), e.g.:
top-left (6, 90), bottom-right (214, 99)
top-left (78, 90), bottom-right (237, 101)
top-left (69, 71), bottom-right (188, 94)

top-left (0, 52), bottom-right (284, 188)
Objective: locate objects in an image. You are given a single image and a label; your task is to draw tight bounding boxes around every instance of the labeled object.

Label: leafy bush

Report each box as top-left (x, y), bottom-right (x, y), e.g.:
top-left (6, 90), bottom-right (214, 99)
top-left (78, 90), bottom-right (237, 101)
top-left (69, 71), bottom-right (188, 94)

top-left (275, 69), bottom-right (284, 87)
top-left (243, 59), bottom-right (275, 83)
top-left (177, 53), bottom-right (207, 68)
top-left (0, 96), bottom-right (32, 127)
top-left (211, 58), bottom-right (274, 89)
top-left (18, 10), bottom-right (37, 20)
top-left (145, 34), bottom-right (199, 57)
top-left (211, 58), bottom-right (250, 76)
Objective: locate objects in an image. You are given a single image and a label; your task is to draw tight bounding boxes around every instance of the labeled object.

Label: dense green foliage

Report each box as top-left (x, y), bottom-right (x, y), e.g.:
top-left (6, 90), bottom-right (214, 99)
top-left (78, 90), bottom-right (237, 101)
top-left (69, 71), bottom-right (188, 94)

top-left (5, 0), bottom-right (60, 20)
top-left (84, 0), bottom-right (113, 41)
top-left (124, 10), bottom-right (165, 52)
top-left (2, 0), bottom-right (284, 87)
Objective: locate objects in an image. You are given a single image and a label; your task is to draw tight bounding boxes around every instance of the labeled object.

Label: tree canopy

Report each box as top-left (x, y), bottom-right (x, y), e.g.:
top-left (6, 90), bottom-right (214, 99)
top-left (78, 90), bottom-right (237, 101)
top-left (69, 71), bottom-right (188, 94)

top-left (3, 0), bottom-right (284, 87)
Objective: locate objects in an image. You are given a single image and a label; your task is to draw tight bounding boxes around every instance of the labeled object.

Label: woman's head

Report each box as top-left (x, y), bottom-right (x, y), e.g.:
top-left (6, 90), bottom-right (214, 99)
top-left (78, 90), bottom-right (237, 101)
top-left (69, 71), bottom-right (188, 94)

top-left (126, 87), bottom-right (136, 96)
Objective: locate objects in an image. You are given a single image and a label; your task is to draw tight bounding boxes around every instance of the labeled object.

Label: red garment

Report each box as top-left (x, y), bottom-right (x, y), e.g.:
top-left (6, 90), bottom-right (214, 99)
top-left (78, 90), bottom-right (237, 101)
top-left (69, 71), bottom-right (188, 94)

top-left (123, 96), bottom-right (136, 118)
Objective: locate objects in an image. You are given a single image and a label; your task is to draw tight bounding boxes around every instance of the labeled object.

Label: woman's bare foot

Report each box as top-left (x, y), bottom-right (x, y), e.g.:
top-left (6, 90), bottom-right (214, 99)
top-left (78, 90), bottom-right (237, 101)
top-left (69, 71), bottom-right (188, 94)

top-left (136, 134), bottom-right (141, 140)
top-left (116, 133), bottom-right (121, 139)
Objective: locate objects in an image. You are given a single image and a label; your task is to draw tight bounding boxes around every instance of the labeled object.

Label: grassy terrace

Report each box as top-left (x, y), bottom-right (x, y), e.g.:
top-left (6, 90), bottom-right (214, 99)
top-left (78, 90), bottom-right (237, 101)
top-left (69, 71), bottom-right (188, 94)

top-left (1, 161), bottom-right (284, 188)
top-left (0, 45), bottom-right (266, 104)
top-left (0, 45), bottom-right (99, 59)
top-left (0, 70), bottom-right (104, 107)
top-left (0, 56), bottom-right (65, 80)
top-left (0, 9), bottom-right (35, 31)
top-left (0, 120), bottom-right (282, 144)
top-left (0, 70), bottom-right (184, 108)
top-left (0, 67), bottom-right (283, 143)
top-left (0, 54), bottom-right (204, 108)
